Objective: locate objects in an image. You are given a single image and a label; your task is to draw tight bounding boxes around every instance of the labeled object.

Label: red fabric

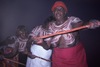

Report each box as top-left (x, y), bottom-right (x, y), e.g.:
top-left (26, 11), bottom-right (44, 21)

top-left (52, 42), bottom-right (88, 67)
top-left (52, 1), bottom-right (68, 12)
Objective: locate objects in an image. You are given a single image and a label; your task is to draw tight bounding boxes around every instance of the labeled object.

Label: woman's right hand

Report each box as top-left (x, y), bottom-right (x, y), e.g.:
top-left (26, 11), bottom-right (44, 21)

top-left (27, 52), bottom-right (36, 59)
top-left (32, 36), bottom-right (43, 44)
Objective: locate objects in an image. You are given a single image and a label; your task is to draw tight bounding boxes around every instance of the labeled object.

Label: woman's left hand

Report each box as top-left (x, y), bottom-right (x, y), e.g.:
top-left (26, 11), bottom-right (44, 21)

top-left (89, 20), bottom-right (100, 29)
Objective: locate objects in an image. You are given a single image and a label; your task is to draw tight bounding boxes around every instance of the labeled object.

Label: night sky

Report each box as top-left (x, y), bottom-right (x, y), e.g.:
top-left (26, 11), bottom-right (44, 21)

top-left (0, 0), bottom-right (100, 67)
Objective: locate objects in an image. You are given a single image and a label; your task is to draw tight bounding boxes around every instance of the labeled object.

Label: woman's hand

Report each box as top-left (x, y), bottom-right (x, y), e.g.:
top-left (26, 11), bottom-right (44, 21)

top-left (32, 36), bottom-right (43, 44)
top-left (27, 52), bottom-right (36, 59)
top-left (88, 20), bottom-right (100, 29)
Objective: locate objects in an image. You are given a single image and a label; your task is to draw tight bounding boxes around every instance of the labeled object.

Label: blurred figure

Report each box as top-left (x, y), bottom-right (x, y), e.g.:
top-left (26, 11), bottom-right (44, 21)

top-left (26, 16), bottom-right (55, 67)
top-left (0, 25), bottom-right (28, 67)
top-left (16, 25), bottom-right (28, 67)
top-left (0, 35), bottom-right (18, 67)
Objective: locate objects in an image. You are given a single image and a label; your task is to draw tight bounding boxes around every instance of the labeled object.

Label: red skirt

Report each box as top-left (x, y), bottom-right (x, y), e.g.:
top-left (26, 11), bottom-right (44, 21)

top-left (52, 42), bottom-right (88, 67)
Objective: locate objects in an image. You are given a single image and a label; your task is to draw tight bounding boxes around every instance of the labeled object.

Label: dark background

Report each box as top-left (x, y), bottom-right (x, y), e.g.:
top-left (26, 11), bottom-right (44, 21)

top-left (0, 0), bottom-right (100, 67)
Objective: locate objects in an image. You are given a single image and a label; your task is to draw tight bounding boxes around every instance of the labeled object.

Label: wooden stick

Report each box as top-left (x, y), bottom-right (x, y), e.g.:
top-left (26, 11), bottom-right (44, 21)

top-left (35, 56), bottom-right (51, 62)
top-left (26, 52), bottom-right (51, 62)
top-left (39, 25), bottom-right (90, 39)
top-left (3, 57), bottom-right (25, 66)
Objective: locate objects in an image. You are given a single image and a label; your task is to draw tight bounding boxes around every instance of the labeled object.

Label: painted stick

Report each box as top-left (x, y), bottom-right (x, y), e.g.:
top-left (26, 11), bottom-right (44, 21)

top-left (39, 25), bottom-right (90, 39)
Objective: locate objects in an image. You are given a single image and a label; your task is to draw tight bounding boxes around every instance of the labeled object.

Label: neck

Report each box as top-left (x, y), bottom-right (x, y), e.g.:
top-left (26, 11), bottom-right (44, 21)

top-left (56, 17), bottom-right (67, 25)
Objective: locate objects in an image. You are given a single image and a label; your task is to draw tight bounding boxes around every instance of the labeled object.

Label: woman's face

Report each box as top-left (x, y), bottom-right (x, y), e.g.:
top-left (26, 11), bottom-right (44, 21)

top-left (53, 6), bottom-right (66, 21)
top-left (18, 31), bottom-right (26, 39)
